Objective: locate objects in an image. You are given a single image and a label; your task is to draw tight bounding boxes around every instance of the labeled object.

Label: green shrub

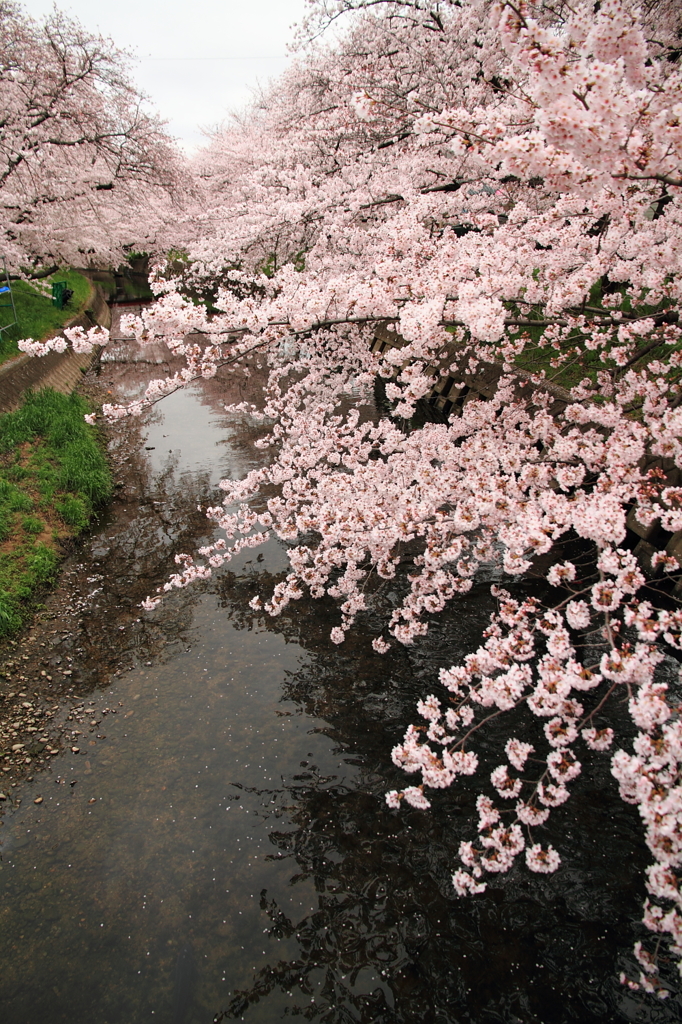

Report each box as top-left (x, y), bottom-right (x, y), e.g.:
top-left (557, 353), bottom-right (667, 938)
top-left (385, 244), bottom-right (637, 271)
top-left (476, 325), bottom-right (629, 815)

top-left (24, 543), bottom-right (58, 584)
top-left (8, 489), bottom-right (31, 512)
top-left (0, 389), bottom-right (111, 501)
top-left (56, 495), bottom-right (90, 532)
top-left (0, 509), bottom-right (12, 542)
top-left (0, 590), bottom-right (21, 635)
top-left (57, 446), bottom-right (111, 502)
top-left (22, 515), bottom-right (44, 535)
top-left (0, 480), bottom-right (32, 512)
top-left (0, 481), bottom-right (32, 540)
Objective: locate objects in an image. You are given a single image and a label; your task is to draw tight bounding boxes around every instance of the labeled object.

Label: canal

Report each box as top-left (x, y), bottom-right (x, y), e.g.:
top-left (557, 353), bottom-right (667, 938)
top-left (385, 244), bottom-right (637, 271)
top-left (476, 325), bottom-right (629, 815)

top-left (0, 309), bottom-right (677, 1023)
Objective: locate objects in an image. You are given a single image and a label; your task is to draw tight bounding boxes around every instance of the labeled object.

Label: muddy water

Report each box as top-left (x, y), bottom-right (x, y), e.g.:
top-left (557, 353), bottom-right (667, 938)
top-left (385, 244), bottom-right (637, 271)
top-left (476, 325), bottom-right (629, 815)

top-left (0, 319), bottom-right (678, 1023)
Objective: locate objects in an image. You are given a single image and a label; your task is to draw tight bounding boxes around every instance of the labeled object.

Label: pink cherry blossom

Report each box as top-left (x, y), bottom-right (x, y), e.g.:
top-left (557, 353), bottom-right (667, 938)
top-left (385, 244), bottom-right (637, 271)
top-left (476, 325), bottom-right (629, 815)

top-left (505, 737), bottom-right (534, 771)
top-left (490, 765), bottom-right (523, 799)
top-left (582, 727), bottom-right (615, 752)
top-left (526, 844), bottom-right (561, 874)
top-left (0, 5), bottom-right (183, 275)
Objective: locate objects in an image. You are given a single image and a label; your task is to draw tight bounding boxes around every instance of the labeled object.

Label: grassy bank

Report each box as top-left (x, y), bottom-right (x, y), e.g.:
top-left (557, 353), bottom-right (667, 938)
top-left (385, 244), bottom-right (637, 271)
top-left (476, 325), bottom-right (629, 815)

top-left (0, 388), bottom-right (112, 635)
top-left (0, 270), bottom-right (91, 367)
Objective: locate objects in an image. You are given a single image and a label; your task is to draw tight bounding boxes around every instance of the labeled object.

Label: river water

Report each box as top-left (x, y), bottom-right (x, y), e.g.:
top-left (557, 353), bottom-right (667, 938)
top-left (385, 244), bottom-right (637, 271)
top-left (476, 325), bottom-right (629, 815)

top-left (0, 314), bottom-right (678, 1023)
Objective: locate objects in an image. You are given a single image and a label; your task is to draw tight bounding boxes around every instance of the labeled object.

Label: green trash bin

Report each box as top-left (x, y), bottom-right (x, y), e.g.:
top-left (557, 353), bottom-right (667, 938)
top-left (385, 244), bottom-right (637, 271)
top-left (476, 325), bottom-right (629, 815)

top-left (52, 281), bottom-right (69, 309)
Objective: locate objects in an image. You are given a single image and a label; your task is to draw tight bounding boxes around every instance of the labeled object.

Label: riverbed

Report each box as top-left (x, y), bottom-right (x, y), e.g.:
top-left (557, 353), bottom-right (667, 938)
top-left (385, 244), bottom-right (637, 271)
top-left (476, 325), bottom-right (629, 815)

top-left (0, 309), bottom-right (677, 1023)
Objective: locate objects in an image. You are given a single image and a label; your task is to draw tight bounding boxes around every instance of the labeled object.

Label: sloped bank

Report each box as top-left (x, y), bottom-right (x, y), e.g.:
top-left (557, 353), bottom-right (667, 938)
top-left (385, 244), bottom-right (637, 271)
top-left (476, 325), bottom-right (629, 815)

top-left (0, 320), bottom-right (211, 787)
top-left (0, 387), bottom-right (112, 634)
top-left (0, 278), bottom-right (111, 415)
top-left (0, 280), bottom-right (114, 636)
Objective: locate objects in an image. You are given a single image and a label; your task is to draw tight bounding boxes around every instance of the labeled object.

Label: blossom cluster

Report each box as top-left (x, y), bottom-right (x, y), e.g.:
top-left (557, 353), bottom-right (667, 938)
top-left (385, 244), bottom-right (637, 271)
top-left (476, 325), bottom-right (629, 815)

top-left (18, 324), bottom-right (110, 358)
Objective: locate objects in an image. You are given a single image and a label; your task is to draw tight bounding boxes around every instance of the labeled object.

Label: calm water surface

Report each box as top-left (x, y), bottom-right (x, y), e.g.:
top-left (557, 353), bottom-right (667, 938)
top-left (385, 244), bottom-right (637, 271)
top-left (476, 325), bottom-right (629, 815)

top-left (0, 347), bottom-right (678, 1024)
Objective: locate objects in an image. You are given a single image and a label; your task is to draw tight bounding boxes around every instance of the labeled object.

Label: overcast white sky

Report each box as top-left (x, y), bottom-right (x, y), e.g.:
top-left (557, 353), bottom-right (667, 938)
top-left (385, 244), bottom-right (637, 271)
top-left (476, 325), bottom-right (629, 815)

top-left (26, 0), bottom-right (309, 151)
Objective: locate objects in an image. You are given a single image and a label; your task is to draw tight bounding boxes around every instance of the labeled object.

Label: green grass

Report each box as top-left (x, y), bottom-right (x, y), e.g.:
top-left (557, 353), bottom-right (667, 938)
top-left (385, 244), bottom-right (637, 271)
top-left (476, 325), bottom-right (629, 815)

top-left (0, 269), bottom-right (91, 366)
top-left (0, 387), bottom-right (112, 637)
top-left (21, 515), bottom-right (45, 535)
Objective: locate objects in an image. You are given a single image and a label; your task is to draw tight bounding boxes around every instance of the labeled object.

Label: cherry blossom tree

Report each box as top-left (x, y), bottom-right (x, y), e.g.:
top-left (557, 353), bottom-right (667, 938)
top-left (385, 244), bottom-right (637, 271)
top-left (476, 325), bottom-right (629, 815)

top-left (0, 1), bottom-right (184, 275)
top-left (24, 0), bottom-right (682, 995)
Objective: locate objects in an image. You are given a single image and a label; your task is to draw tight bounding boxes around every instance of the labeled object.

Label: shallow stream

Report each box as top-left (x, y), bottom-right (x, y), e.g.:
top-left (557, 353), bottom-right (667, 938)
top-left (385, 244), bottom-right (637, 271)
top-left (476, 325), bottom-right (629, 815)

top-left (0, 314), bottom-right (678, 1023)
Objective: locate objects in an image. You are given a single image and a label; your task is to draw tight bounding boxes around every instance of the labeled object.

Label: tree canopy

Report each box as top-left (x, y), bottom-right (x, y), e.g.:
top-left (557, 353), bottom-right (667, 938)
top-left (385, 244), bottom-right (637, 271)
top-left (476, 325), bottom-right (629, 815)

top-left (0, 1), bottom-right (184, 274)
top-left (19, 0), bottom-right (682, 998)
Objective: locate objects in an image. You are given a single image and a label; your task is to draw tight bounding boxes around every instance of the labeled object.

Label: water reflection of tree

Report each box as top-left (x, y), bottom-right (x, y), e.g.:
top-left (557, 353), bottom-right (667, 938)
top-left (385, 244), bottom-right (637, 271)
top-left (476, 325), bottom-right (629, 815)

top-left (209, 572), bottom-right (679, 1024)
top-left (213, 763), bottom-right (665, 1023)
top-left (65, 356), bottom-right (274, 677)
top-left (55, 448), bottom-right (220, 688)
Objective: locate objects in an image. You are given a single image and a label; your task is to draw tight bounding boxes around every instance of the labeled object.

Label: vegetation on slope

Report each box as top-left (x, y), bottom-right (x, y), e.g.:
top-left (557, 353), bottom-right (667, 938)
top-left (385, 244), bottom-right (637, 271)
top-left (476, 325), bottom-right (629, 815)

top-left (0, 388), bottom-right (112, 635)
